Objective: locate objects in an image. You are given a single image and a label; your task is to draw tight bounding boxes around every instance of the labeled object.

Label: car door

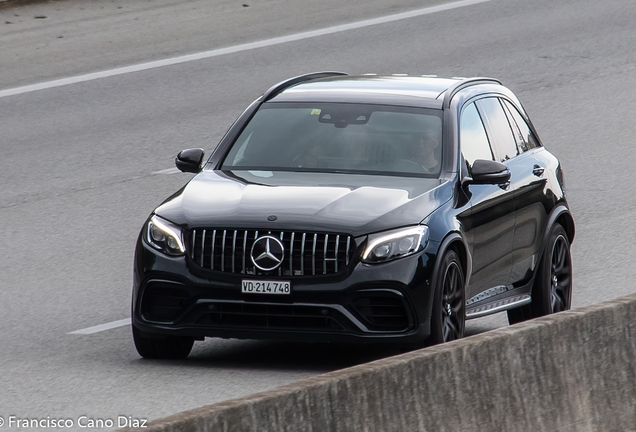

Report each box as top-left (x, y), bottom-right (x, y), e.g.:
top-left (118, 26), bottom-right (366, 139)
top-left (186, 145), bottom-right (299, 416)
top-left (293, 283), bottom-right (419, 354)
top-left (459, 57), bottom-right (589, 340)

top-left (500, 99), bottom-right (550, 285)
top-left (459, 101), bottom-right (515, 303)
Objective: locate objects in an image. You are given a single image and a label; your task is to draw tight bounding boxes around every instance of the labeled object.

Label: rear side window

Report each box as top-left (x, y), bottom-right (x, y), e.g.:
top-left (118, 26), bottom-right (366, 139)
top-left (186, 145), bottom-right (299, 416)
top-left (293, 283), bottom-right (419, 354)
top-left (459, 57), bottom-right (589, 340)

top-left (460, 102), bottom-right (494, 170)
top-left (476, 98), bottom-right (518, 162)
top-left (502, 100), bottom-right (540, 152)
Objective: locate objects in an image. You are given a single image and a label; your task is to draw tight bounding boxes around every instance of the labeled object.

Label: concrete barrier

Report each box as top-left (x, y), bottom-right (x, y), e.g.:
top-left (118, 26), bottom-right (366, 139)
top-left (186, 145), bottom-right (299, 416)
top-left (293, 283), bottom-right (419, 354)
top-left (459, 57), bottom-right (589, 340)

top-left (120, 293), bottom-right (636, 432)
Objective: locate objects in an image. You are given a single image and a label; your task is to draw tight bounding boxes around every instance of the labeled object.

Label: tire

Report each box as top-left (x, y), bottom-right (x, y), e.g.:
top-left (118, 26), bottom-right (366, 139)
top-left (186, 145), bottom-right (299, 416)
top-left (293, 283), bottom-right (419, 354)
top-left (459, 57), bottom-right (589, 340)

top-left (428, 249), bottom-right (466, 345)
top-left (506, 302), bottom-right (532, 324)
top-left (507, 223), bottom-right (572, 325)
top-left (132, 325), bottom-right (194, 359)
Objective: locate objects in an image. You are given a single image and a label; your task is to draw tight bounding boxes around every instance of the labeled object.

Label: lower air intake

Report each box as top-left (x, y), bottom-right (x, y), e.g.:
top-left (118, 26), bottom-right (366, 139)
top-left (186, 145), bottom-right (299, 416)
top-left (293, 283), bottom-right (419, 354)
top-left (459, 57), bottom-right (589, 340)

top-left (193, 302), bottom-right (346, 332)
top-left (143, 286), bottom-right (191, 322)
top-left (351, 294), bottom-right (410, 331)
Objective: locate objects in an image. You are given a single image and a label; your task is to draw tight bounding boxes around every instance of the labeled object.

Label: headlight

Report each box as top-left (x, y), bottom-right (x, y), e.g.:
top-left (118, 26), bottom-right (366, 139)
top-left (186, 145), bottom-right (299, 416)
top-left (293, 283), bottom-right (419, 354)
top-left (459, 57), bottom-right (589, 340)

top-left (361, 226), bottom-right (429, 263)
top-left (145, 215), bottom-right (185, 256)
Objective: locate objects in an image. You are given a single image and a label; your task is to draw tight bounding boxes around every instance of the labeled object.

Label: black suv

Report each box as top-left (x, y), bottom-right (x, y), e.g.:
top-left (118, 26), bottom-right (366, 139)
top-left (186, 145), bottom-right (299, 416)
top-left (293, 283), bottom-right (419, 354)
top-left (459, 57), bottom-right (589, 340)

top-left (132, 72), bottom-right (575, 359)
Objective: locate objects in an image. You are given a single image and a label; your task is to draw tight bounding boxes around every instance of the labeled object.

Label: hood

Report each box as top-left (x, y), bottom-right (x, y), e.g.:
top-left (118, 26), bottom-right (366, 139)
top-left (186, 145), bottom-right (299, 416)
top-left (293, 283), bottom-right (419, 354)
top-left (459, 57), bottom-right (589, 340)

top-left (155, 170), bottom-right (452, 237)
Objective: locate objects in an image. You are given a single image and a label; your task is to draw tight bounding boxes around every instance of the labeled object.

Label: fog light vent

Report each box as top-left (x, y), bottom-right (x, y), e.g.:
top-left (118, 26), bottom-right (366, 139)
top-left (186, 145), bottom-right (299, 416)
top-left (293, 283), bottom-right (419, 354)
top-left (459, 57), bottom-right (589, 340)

top-left (351, 295), bottom-right (409, 331)
top-left (143, 286), bottom-right (191, 322)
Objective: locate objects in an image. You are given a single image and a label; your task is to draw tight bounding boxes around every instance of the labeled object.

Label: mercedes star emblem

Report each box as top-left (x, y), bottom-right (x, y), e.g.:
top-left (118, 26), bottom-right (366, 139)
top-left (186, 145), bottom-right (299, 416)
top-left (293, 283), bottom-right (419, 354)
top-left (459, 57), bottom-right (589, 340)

top-left (250, 235), bottom-right (285, 271)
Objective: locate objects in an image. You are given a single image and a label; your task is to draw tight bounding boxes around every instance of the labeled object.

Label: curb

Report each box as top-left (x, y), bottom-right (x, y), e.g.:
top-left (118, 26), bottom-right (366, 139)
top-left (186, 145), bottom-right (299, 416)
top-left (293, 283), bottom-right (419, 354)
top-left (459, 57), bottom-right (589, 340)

top-left (118, 293), bottom-right (636, 431)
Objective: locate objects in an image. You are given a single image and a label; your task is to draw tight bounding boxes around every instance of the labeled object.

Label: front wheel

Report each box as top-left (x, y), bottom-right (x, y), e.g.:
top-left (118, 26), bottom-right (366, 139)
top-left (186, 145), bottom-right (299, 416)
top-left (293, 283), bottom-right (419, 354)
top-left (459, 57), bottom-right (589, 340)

top-left (132, 325), bottom-right (194, 359)
top-left (428, 249), bottom-right (466, 345)
top-left (507, 223), bottom-right (572, 324)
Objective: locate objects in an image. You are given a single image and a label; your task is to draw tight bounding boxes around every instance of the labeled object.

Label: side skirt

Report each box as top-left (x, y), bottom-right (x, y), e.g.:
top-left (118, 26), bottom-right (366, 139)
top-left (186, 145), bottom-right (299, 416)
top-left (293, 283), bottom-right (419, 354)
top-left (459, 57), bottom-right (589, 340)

top-left (465, 280), bottom-right (533, 320)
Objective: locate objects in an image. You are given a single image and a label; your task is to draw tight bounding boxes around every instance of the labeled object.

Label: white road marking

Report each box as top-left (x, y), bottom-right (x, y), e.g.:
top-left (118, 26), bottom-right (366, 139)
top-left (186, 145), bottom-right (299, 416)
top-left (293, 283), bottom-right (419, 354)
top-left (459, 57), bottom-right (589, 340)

top-left (69, 318), bottom-right (131, 335)
top-left (0, 0), bottom-right (491, 99)
top-left (152, 167), bottom-right (181, 175)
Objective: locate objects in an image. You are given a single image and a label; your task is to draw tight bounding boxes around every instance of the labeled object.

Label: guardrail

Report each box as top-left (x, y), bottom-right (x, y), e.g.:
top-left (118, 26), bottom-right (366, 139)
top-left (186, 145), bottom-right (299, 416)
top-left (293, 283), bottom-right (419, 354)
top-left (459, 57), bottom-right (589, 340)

top-left (119, 293), bottom-right (636, 432)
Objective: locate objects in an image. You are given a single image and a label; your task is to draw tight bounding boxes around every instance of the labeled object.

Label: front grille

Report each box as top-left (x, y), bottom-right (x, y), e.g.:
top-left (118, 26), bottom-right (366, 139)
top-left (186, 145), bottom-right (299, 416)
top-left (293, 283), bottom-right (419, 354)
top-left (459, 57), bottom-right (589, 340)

top-left (143, 286), bottom-right (191, 322)
top-left (189, 229), bottom-right (354, 276)
top-left (192, 302), bottom-right (346, 331)
top-left (351, 295), bottom-right (410, 331)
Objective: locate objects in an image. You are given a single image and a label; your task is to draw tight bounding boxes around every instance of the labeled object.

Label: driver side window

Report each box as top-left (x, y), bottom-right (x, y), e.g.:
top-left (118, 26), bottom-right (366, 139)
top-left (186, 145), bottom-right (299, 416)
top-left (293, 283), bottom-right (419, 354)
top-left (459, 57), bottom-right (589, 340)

top-left (460, 102), bottom-right (494, 174)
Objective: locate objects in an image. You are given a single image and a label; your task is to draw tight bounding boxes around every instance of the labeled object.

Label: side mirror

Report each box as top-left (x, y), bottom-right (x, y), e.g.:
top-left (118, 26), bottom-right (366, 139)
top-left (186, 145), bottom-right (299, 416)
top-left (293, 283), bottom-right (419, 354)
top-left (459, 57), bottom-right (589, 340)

top-left (463, 159), bottom-right (510, 185)
top-left (175, 148), bottom-right (205, 173)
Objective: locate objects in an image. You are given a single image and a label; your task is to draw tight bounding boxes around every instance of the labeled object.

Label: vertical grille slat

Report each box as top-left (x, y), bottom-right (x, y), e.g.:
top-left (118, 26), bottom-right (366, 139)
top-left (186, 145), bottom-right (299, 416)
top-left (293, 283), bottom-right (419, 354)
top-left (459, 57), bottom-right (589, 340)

top-left (335, 235), bottom-right (340, 273)
top-left (211, 230), bottom-right (217, 270)
top-left (301, 233), bottom-right (306, 275)
top-left (191, 229), bottom-right (197, 261)
top-left (242, 230), bottom-right (248, 274)
top-left (323, 234), bottom-right (328, 275)
top-left (221, 231), bottom-right (227, 272)
top-left (278, 232), bottom-right (284, 276)
top-left (311, 234), bottom-right (317, 275)
top-left (200, 229), bottom-right (206, 267)
top-left (231, 230), bottom-right (237, 273)
top-left (289, 232), bottom-right (295, 274)
top-left (189, 229), bottom-right (353, 276)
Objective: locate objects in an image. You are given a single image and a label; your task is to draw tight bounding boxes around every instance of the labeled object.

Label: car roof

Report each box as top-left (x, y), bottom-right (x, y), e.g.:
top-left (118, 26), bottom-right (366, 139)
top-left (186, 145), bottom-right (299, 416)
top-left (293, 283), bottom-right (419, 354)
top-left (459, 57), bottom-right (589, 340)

top-left (268, 75), bottom-right (479, 109)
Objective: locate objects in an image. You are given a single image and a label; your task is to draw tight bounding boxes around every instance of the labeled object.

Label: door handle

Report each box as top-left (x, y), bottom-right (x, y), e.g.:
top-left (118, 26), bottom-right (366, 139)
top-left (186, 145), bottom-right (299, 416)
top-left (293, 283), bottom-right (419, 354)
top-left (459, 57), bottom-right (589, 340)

top-left (532, 164), bottom-right (545, 177)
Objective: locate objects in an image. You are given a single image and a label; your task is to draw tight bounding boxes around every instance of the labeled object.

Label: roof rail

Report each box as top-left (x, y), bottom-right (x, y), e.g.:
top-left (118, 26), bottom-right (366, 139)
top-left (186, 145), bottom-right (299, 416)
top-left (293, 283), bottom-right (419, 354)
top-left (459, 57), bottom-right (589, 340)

top-left (442, 77), bottom-right (502, 108)
top-left (262, 71), bottom-right (348, 102)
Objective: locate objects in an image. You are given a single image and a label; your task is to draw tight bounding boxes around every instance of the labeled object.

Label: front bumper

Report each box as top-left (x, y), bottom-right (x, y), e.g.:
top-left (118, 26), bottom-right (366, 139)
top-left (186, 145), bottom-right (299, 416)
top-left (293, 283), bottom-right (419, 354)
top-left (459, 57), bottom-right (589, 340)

top-left (132, 235), bottom-right (440, 344)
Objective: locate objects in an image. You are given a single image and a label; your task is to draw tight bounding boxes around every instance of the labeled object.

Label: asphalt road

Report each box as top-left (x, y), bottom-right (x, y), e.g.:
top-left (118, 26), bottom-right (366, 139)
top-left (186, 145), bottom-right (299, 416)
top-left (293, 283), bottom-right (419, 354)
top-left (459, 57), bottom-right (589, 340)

top-left (1, 0), bottom-right (636, 428)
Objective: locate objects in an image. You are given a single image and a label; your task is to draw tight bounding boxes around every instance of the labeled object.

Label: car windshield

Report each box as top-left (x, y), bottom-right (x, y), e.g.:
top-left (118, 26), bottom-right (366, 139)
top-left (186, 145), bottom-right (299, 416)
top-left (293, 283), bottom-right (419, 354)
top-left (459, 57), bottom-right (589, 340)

top-left (221, 103), bottom-right (443, 177)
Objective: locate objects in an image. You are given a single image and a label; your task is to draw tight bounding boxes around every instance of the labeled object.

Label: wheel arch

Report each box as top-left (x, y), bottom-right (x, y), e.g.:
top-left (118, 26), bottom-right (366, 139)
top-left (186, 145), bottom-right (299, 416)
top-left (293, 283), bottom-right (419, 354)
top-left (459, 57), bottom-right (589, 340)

top-left (427, 231), bottom-right (472, 319)
top-left (439, 232), bottom-right (472, 285)
top-left (555, 209), bottom-right (575, 244)
top-left (541, 205), bottom-right (575, 253)
top-left (530, 205), bottom-right (575, 294)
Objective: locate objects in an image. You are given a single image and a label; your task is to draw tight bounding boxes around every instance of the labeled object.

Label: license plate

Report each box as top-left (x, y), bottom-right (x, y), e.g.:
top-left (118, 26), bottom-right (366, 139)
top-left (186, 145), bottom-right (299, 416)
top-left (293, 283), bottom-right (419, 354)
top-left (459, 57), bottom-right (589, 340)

top-left (242, 280), bottom-right (291, 295)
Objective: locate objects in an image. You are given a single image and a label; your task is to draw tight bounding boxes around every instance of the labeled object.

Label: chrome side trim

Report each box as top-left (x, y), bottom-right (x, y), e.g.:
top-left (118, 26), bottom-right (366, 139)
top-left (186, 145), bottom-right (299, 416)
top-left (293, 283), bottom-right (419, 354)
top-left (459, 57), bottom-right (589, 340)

top-left (355, 288), bottom-right (405, 298)
top-left (466, 294), bottom-right (532, 319)
top-left (466, 285), bottom-right (509, 306)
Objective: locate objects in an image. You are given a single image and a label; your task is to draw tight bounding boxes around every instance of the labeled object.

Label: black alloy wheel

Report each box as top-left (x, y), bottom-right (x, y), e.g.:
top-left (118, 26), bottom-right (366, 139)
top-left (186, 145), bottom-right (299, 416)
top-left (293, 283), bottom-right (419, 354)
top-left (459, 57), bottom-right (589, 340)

top-left (548, 231), bottom-right (572, 312)
top-left (132, 325), bottom-right (194, 359)
top-left (507, 223), bottom-right (572, 324)
top-left (429, 249), bottom-right (466, 345)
